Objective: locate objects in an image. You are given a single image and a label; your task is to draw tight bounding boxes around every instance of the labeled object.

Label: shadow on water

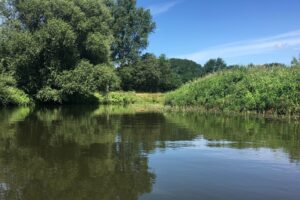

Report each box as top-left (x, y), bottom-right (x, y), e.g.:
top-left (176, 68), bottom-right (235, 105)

top-left (0, 106), bottom-right (299, 199)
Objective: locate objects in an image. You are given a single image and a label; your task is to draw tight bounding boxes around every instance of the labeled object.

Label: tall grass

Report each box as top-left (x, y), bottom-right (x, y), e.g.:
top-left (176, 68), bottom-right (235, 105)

top-left (165, 66), bottom-right (300, 115)
top-left (94, 92), bottom-right (164, 105)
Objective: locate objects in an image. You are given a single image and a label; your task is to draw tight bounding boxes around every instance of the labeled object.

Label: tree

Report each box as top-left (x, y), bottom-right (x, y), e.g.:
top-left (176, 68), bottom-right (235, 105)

top-left (263, 63), bottom-right (286, 68)
top-left (118, 65), bottom-right (135, 91)
top-left (0, 0), bottom-right (115, 103)
top-left (118, 54), bottom-right (182, 92)
top-left (109, 0), bottom-right (155, 66)
top-left (92, 64), bottom-right (121, 92)
top-left (133, 53), bottom-right (161, 92)
top-left (203, 58), bottom-right (227, 74)
top-left (118, 53), bottom-right (161, 92)
top-left (158, 55), bottom-right (182, 91)
top-left (169, 58), bottom-right (203, 83)
top-left (37, 61), bottom-right (120, 103)
top-left (291, 57), bottom-right (300, 67)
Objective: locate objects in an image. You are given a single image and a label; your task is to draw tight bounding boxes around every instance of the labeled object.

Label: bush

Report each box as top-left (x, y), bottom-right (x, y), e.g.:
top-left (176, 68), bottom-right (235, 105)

top-left (35, 60), bottom-right (120, 104)
top-left (165, 66), bottom-right (300, 115)
top-left (0, 75), bottom-right (31, 106)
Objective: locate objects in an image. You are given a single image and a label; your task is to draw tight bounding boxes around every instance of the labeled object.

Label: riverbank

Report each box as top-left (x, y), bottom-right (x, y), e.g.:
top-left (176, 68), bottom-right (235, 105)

top-left (2, 66), bottom-right (300, 120)
top-left (1, 93), bottom-right (300, 120)
top-left (165, 66), bottom-right (300, 116)
top-left (94, 92), bottom-right (164, 105)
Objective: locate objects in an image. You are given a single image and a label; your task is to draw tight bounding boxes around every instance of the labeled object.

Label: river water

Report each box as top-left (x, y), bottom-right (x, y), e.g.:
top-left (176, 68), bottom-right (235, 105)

top-left (0, 106), bottom-right (299, 200)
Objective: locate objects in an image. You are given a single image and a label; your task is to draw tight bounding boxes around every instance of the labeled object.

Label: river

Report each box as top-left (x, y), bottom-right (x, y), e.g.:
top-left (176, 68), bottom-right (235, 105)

top-left (0, 106), bottom-right (299, 200)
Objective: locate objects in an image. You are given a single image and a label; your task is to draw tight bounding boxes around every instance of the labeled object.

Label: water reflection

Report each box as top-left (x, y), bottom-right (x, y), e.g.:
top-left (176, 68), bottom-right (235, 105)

top-left (165, 113), bottom-right (300, 161)
top-left (0, 106), bottom-right (299, 200)
top-left (0, 106), bottom-right (156, 200)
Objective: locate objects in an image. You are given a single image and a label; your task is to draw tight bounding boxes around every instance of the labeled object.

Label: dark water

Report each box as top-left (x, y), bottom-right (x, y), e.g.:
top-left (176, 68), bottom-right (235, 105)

top-left (0, 106), bottom-right (300, 200)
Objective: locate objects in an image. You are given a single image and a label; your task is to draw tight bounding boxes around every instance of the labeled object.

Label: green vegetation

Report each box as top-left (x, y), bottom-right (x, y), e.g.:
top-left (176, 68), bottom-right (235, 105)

top-left (0, 73), bottom-right (31, 106)
top-left (118, 54), bottom-right (181, 92)
top-left (0, 0), bottom-right (154, 105)
top-left (169, 58), bottom-right (202, 84)
top-left (165, 65), bottom-right (300, 116)
top-left (95, 92), bottom-right (164, 105)
top-left (0, 1), bottom-right (299, 118)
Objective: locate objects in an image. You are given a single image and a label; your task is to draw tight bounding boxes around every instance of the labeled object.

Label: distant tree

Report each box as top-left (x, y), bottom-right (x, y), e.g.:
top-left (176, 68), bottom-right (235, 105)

top-left (109, 0), bottom-right (155, 66)
top-left (118, 65), bottom-right (135, 91)
top-left (118, 54), bottom-right (181, 92)
top-left (291, 57), bottom-right (300, 67)
top-left (203, 58), bottom-right (227, 74)
top-left (169, 58), bottom-right (202, 83)
top-left (263, 63), bottom-right (286, 68)
top-left (133, 53), bottom-right (161, 92)
top-left (227, 65), bottom-right (241, 69)
top-left (158, 55), bottom-right (182, 91)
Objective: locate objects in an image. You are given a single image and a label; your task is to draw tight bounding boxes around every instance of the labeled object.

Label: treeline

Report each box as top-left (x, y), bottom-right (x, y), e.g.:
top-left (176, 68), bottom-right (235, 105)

top-left (165, 59), bottom-right (300, 116)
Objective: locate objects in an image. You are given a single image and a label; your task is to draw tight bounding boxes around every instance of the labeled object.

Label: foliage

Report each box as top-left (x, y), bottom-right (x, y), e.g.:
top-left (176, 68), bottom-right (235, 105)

top-left (0, 0), bottom-right (115, 104)
top-left (95, 92), bottom-right (164, 105)
top-left (109, 0), bottom-right (156, 66)
top-left (95, 91), bottom-right (139, 104)
top-left (165, 66), bottom-right (300, 115)
top-left (291, 57), bottom-right (300, 67)
top-left (0, 73), bottom-right (31, 106)
top-left (118, 54), bottom-right (181, 92)
top-left (203, 58), bottom-right (227, 74)
top-left (0, 0), bottom-right (298, 111)
top-left (169, 58), bottom-right (203, 83)
top-left (36, 60), bottom-right (120, 104)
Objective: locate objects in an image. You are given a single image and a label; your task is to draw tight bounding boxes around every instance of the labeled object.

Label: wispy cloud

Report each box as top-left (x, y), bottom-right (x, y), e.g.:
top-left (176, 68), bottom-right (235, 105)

top-left (148, 0), bottom-right (182, 16)
top-left (179, 29), bottom-right (300, 63)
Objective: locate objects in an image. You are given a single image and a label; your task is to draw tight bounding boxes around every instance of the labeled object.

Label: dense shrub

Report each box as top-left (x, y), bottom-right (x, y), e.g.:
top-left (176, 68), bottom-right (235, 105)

top-left (36, 61), bottom-right (120, 104)
top-left (165, 66), bottom-right (300, 115)
top-left (0, 74), bottom-right (31, 106)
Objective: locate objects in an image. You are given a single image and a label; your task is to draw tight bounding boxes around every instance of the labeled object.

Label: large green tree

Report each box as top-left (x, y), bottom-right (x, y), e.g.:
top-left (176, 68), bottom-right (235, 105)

top-left (109, 0), bottom-right (155, 66)
top-left (0, 0), bottom-right (118, 103)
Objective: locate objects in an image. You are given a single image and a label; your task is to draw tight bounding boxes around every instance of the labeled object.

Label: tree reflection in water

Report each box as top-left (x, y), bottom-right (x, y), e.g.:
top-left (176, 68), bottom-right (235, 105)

top-left (0, 106), bottom-right (299, 200)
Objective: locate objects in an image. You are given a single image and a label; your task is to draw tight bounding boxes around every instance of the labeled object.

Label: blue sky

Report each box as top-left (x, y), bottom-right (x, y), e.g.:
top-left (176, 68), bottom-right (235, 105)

top-left (137, 0), bottom-right (300, 65)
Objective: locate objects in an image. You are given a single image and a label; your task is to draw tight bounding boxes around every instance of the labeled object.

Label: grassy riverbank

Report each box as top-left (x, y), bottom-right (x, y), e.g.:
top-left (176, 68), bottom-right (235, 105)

top-left (165, 66), bottom-right (300, 116)
top-left (95, 92), bottom-right (164, 105)
top-left (2, 66), bottom-right (300, 119)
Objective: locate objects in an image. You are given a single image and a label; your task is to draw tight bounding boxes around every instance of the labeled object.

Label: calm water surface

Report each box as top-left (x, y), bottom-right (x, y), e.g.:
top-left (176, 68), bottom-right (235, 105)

top-left (0, 106), bottom-right (299, 200)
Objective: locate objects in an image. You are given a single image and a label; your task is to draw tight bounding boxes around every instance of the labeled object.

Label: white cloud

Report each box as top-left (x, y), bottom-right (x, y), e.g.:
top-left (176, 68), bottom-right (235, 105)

top-left (179, 29), bottom-right (300, 63)
top-left (148, 0), bottom-right (181, 16)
